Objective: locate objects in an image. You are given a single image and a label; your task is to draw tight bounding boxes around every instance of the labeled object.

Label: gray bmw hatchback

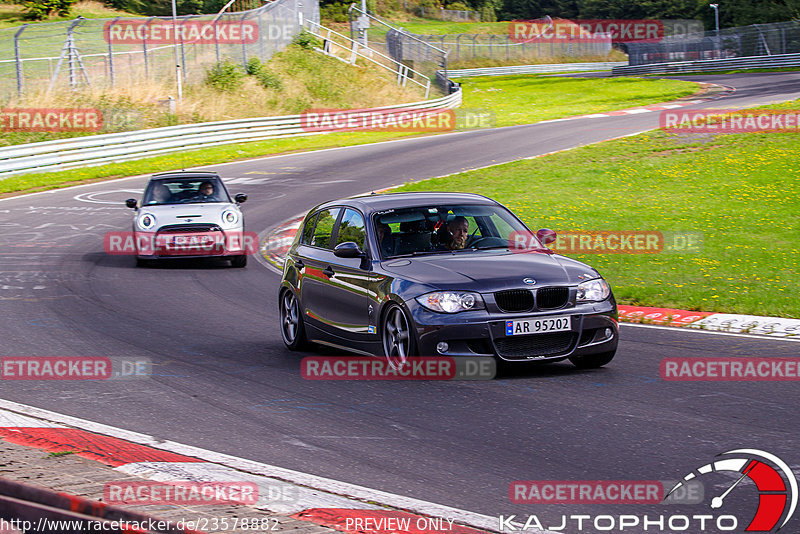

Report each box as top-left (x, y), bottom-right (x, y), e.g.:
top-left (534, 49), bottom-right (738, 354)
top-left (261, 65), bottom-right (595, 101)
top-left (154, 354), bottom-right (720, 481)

top-left (279, 192), bottom-right (618, 369)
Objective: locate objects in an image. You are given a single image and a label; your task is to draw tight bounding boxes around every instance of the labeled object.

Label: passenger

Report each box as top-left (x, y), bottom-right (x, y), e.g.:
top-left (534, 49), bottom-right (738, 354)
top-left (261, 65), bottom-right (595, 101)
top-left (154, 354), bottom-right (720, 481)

top-left (376, 222), bottom-right (394, 256)
top-left (150, 183), bottom-right (172, 204)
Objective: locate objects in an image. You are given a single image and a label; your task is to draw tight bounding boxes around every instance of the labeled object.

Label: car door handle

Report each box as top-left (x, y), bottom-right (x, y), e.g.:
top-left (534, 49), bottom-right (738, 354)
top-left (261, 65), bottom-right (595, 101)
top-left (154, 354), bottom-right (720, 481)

top-left (293, 258), bottom-right (304, 270)
top-left (323, 266), bottom-right (335, 278)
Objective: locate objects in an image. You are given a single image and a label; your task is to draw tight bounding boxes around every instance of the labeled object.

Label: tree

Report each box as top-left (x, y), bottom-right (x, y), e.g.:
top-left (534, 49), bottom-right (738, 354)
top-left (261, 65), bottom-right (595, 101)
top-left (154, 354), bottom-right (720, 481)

top-left (23, 0), bottom-right (77, 20)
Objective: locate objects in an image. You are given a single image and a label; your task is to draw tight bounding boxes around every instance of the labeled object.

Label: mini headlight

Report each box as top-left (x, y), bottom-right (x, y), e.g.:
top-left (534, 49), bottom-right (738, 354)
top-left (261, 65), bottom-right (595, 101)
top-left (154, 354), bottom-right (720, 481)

top-left (577, 278), bottom-right (611, 302)
top-left (416, 291), bottom-right (485, 313)
top-left (222, 210), bottom-right (238, 225)
top-left (137, 213), bottom-right (156, 230)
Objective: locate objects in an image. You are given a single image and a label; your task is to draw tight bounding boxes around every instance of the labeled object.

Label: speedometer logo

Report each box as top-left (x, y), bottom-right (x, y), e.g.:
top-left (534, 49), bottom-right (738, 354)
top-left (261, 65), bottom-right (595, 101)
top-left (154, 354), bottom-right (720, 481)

top-left (665, 449), bottom-right (798, 531)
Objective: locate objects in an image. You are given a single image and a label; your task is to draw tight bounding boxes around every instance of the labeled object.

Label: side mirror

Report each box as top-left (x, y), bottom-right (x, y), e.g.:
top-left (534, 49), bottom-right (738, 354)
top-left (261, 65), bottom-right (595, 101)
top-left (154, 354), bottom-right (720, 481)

top-left (234, 193), bottom-right (247, 204)
top-left (536, 228), bottom-right (557, 246)
top-left (334, 241), bottom-right (365, 259)
top-left (125, 198), bottom-right (138, 209)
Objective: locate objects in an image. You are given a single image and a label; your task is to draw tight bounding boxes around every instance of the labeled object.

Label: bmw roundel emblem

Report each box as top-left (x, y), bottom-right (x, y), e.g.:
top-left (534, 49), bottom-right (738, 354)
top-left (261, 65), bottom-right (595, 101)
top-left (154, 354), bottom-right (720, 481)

top-left (523, 278), bottom-right (536, 285)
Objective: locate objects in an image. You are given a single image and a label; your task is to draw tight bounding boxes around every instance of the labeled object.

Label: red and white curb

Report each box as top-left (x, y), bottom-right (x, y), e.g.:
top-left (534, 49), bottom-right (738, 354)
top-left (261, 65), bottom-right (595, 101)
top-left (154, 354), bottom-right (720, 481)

top-left (0, 400), bottom-right (518, 534)
top-left (619, 305), bottom-right (800, 338)
top-left (539, 85), bottom-right (736, 124)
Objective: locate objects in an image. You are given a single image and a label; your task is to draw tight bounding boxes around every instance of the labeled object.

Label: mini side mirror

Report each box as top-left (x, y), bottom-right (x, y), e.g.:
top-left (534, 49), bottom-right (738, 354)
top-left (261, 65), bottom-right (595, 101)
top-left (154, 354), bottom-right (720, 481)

top-left (235, 193), bottom-right (248, 204)
top-left (125, 198), bottom-right (138, 209)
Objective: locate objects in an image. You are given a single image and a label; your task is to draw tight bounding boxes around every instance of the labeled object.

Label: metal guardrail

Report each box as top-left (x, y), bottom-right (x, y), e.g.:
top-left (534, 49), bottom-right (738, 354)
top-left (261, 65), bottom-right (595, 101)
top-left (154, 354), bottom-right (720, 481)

top-left (0, 89), bottom-right (461, 178)
top-left (612, 52), bottom-right (800, 75)
top-left (0, 476), bottom-right (192, 534)
top-left (304, 19), bottom-right (432, 98)
top-left (448, 62), bottom-right (627, 77)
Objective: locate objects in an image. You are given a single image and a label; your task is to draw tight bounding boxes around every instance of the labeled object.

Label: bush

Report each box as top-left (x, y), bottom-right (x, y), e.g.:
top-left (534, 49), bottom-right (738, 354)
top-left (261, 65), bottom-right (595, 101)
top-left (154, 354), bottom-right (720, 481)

top-left (245, 58), bottom-right (283, 90)
top-left (23, 0), bottom-right (76, 20)
top-left (255, 70), bottom-right (283, 90)
top-left (205, 61), bottom-right (246, 92)
top-left (292, 30), bottom-right (321, 50)
top-left (445, 1), bottom-right (469, 10)
top-left (245, 57), bottom-right (263, 76)
top-left (320, 2), bottom-right (349, 23)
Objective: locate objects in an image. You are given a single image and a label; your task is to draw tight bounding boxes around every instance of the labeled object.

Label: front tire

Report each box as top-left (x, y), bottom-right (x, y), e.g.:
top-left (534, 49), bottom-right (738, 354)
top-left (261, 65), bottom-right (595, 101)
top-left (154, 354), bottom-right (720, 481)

top-left (231, 255), bottom-right (247, 268)
top-left (569, 350), bottom-right (616, 369)
top-left (280, 289), bottom-right (308, 350)
top-left (381, 304), bottom-right (416, 369)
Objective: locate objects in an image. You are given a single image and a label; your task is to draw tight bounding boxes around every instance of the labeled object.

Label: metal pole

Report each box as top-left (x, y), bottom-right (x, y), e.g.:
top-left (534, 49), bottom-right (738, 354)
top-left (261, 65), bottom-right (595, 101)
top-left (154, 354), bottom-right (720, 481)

top-left (108, 17), bottom-right (119, 87)
top-left (241, 12), bottom-right (248, 67)
top-left (142, 17), bottom-right (152, 79)
top-left (14, 24), bottom-right (26, 96)
top-left (171, 0), bottom-right (183, 101)
top-left (180, 17), bottom-right (189, 83)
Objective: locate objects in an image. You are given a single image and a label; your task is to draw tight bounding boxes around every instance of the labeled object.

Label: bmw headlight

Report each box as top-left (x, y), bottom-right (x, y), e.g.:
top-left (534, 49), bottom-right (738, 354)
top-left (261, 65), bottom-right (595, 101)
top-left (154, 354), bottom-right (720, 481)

top-left (137, 213), bottom-right (156, 230)
top-left (221, 209), bottom-right (239, 225)
top-left (577, 278), bottom-right (611, 302)
top-left (416, 291), bottom-right (485, 313)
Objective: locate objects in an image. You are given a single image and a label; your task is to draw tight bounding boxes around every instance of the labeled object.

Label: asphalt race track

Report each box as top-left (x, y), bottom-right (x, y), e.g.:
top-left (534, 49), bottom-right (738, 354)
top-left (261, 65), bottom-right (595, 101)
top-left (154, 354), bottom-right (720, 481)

top-left (1, 73), bottom-right (799, 529)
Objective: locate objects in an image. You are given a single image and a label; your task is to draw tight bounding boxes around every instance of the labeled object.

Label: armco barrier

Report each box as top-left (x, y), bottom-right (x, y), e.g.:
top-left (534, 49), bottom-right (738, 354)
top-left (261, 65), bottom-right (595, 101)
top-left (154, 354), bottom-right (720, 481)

top-left (612, 52), bottom-right (800, 75)
top-left (0, 476), bottom-right (192, 533)
top-left (0, 90), bottom-right (461, 178)
top-left (448, 62), bottom-right (627, 78)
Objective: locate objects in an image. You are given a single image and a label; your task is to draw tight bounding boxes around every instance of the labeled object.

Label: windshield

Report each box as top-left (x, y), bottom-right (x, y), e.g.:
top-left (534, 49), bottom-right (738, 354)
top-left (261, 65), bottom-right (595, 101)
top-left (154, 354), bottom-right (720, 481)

top-left (374, 203), bottom-right (542, 258)
top-left (143, 177), bottom-right (231, 206)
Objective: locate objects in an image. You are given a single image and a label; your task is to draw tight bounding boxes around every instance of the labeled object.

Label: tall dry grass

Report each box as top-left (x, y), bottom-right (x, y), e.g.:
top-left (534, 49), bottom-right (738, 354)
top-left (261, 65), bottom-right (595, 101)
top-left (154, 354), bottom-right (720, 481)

top-left (1, 44), bottom-right (427, 146)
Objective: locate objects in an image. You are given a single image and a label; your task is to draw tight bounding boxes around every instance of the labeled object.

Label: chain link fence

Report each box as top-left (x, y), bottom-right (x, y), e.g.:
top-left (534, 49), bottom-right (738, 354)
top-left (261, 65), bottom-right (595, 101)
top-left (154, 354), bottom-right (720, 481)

top-left (626, 20), bottom-right (800, 65)
top-left (349, 6), bottom-right (450, 93)
top-left (390, 32), bottom-right (611, 64)
top-left (0, 0), bottom-right (319, 96)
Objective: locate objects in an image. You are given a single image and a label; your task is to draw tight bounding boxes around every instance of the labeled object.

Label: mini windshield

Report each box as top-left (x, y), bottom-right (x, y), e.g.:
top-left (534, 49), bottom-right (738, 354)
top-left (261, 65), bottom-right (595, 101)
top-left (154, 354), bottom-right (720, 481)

top-left (374, 204), bottom-right (542, 258)
top-left (143, 177), bottom-right (231, 206)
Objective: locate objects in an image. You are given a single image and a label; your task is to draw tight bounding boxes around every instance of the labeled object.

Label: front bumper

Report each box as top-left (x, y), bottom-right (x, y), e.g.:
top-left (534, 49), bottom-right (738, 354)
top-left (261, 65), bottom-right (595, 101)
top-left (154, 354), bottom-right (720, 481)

top-left (406, 299), bottom-right (618, 362)
top-left (134, 228), bottom-right (247, 259)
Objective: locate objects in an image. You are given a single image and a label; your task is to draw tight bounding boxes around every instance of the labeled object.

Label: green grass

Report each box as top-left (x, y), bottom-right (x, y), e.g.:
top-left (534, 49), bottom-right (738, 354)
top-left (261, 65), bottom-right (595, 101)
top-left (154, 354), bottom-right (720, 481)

top-left (398, 19), bottom-right (510, 35)
top-left (392, 101), bottom-right (800, 318)
top-left (461, 75), bottom-right (700, 127)
top-left (0, 75), bottom-right (702, 195)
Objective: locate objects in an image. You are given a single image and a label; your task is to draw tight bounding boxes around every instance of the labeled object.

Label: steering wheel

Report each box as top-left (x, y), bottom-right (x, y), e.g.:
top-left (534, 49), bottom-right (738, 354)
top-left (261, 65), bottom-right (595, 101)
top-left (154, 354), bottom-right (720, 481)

top-left (468, 236), bottom-right (505, 248)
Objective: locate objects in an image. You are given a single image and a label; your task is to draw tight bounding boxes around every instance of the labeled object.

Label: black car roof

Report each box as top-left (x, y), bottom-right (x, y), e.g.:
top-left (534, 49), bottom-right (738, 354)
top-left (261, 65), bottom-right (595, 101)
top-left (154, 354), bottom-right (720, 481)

top-left (315, 192), bottom-right (499, 214)
top-left (150, 171), bottom-right (221, 180)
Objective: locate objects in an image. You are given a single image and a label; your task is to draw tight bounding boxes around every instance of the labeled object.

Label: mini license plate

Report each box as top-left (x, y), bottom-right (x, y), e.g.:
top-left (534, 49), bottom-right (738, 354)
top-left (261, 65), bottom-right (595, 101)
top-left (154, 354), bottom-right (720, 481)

top-left (505, 315), bottom-right (572, 336)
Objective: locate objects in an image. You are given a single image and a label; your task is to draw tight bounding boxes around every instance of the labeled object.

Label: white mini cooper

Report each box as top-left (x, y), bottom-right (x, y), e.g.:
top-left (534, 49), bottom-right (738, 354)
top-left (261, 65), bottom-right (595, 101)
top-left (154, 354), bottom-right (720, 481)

top-left (125, 171), bottom-right (249, 267)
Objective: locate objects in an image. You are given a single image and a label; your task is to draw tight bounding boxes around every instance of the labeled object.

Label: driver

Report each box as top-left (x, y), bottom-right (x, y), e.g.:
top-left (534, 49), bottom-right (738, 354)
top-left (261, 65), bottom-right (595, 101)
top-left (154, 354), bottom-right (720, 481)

top-left (196, 181), bottom-right (217, 201)
top-left (445, 216), bottom-right (469, 250)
